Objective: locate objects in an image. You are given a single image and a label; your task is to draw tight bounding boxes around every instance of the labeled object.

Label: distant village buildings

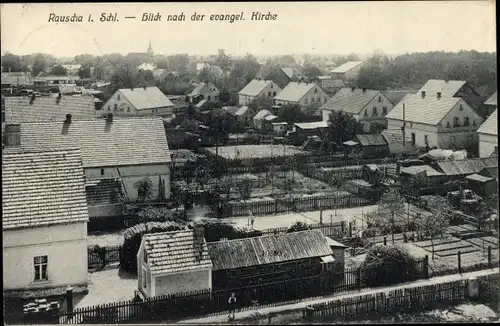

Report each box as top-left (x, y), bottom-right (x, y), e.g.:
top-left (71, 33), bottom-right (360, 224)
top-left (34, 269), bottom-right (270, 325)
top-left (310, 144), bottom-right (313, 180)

top-left (329, 61), bottom-right (365, 81)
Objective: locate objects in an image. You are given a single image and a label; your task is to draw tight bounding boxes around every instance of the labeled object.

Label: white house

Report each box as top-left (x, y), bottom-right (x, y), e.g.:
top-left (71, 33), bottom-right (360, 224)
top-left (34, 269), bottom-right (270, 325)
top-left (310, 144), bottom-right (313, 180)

top-left (3, 148), bottom-right (89, 297)
top-left (321, 87), bottom-right (395, 133)
top-left (19, 115), bottom-right (172, 202)
top-left (187, 82), bottom-right (220, 103)
top-left (274, 82), bottom-right (330, 113)
top-left (329, 61), bottom-right (365, 80)
top-left (137, 225), bottom-right (213, 298)
top-left (238, 79), bottom-right (281, 106)
top-left (386, 91), bottom-right (484, 150)
top-left (477, 109), bottom-right (498, 158)
top-left (101, 86), bottom-right (174, 118)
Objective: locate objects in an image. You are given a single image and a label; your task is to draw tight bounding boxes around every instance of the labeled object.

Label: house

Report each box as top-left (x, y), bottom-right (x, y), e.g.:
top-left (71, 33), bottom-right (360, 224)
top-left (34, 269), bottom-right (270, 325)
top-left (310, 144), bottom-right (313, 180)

top-left (329, 61), bottom-right (365, 81)
top-left (253, 109), bottom-right (273, 130)
top-left (386, 92), bottom-right (484, 150)
top-left (324, 237), bottom-right (348, 272)
top-left (85, 178), bottom-right (124, 231)
top-left (1, 72), bottom-right (33, 89)
top-left (206, 230), bottom-right (336, 289)
top-left (3, 148), bottom-right (89, 297)
top-left (61, 64), bottom-right (82, 76)
top-left (292, 121), bottom-right (329, 145)
top-left (187, 82), bottom-right (220, 104)
top-left (19, 115), bottom-right (172, 202)
top-left (483, 91), bottom-right (497, 117)
top-left (101, 86), bottom-right (174, 118)
top-left (238, 79), bottom-right (281, 106)
top-left (259, 66), bottom-right (301, 89)
top-left (262, 114), bottom-right (279, 131)
top-left (317, 76), bottom-right (345, 95)
top-left (354, 133), bottom-right (389, 157)
top-left (33, 76), bottom-right (80, 86)
top-left (272, 122), bottom-right (288, 136)
top-left (321, 87), bottom-right (395, 133)
top-left (137, 225), bottom-right (212, 298)
top-left (477, 109), bottom-right (497, 158)
top-left (3, 95), bottom-right (96, 147)
top-left (274, 82), bottom-right (330, 112)
top-left (465, 173), bottom-right (497, 197)
top-left (417, 79), bottom-right (485, 116)
top-left (399, 165), bottom-right (447, 190)
top-left (233, 106), bottom-right (254, 124)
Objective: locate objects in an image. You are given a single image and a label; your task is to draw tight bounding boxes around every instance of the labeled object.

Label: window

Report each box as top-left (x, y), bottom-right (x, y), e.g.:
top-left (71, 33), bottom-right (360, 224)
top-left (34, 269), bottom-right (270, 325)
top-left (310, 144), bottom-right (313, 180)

top-left (142, 267), bottom-right (147, 289)
top-left (472, 120), bottom-right (476, 126)
top-left (34, 256), bottom-right (48, 281)
top-left (270, 84), bottom-right (273, 88)
top-left (324, 98), bottom-right (327, 103)
top-left (364, 110), bottom-right (368, 117)
top-left (378, 96), bottom-right (382, 102)
top-left (453, 117), bottom-right (460, 126)
top-left (273, 92), bottom-right (276, 96)
top-left (314, 88), bottom-right (318, 93)
top-left (464, 117), bottom-right (470, 126)
top-left (207, 95), bottom-right (211, 101)
top-left (117, 94), bottom-right (120, 101)
top-left (459, 104), bottom-right (463, 111)
top-left (144, 250), bottom-right (148, 263)
top-left (100, 169), bottom-right (104, 176)
top-left (113, 104), bottom-right (118, 111)
top-left (268, 92), bottom-right (271, 97)
top-left (468, 134), bottom-right (473, 141)
top-left (382, 107), bottom-right (387, 115)
top-left (446, 121), bottom-right (451, 128)
top-left (108, 105), bottom-right (111, 111)
top-left (127, 107), bottom-right (130, 112)
top-left (424, 135), bottom-right (428, 144)
top-left (305, 98), bottom-right (308, 104)
top-left (372, 107), bottom-right (378, 116)
top-left (214, 96), bottom-right (218, 101)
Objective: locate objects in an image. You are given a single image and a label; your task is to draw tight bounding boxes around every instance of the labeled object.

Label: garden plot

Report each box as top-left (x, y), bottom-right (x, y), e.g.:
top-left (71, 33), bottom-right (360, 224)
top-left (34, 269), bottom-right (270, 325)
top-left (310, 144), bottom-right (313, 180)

top-left (205, 145), bottom-right (306, 160)
top-left (413, 236), bottom-right (461, 248)
top-left (413, 237), bottom-right (479, 257)
top-left (466, 236), bottom-right (499, 250)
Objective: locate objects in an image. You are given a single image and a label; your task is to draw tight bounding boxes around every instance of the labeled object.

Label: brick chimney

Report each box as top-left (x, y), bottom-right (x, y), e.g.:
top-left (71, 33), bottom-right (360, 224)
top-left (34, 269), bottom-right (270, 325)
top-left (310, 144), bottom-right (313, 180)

top-left (106, 113), bottom-right (113, 122)
top-left (193, 223), bottom-right (205, 260)
top-left (437, 92), bottom-right (442, 99)
top-left (421, 91), bottom-right (426, 99)
top-left (65, 114), bottom-right (72, 124)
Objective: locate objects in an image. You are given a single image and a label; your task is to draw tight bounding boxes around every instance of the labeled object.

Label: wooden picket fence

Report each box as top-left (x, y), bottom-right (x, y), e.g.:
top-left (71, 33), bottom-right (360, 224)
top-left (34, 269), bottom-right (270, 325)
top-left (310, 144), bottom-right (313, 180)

top-left (221, 194), bottom-right (375, 218)
top-left (58, 260), bottom-right (427, 324)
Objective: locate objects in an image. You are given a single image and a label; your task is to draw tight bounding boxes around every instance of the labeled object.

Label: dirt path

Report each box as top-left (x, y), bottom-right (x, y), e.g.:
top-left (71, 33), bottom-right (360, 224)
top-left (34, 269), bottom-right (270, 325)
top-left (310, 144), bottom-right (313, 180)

top-left (176, 268), bottom-right (498, 324)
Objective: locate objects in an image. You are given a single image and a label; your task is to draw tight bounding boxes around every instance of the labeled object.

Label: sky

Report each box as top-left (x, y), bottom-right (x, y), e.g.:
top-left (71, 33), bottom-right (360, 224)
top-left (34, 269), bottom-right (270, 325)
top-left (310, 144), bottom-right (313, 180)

top-left (0, 1), bottom-right (496, 58)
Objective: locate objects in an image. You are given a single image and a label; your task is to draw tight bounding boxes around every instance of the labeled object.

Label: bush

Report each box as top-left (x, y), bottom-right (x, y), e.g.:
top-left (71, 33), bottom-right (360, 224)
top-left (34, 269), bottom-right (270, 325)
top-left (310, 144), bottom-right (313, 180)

top-left (287, 221), bottom-right (310, 233)
top-left (361, 245), bottom-right (421, 287)
top-left (202, 220), bottom-right (262, 242)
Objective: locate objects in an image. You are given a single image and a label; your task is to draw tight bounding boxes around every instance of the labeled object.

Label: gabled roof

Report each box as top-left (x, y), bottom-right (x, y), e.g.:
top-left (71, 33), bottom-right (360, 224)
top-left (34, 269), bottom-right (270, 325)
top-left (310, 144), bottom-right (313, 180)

top-left (321, 88), bottom-right (380, 114)
top-left (253, 109), bottom-right (272, 120)
top-left (400, 165), bottom-right (444, 177)
top-left (330, 61), bottom-right (364, 73)
top-left (20, 117), bottom-right (171, 168)
top-left (477, 109), bottom-right (497, 136)
top-left (85, 178), bottom-right (124, 206)
top-left (480, 166), bottom-right (498, 179)
top-left (274, 82), bottom-right (320, 103)
top-left (294, 121), bottom-right (329, 130)
top-left (435, 157), bottom-right (497, 176)
top-left (386, 94), bottom-right (465, 125)
top-left (418, 79), bottom-right (467, 98)
top-left (281, 67), bottom-right (300, 79)
top-left (382, 90), bottom-right (417, 106)
top-left (239, 79), bottom-right (274, 96)
top-left (188, 82), bottom-right (219, 97)
top-left (2, 148), bottom-right (89, 230)
top-left (4, 96), bottom-right (96, 124)
top-left (206, 230), bottom-right (333, 271)
top-left (143, 229), bottom-right (213, 275)
top-left (235, 106), bottom-right (251, 116)
top-left (484, 91), bottom-right (497, 106)
top-left (119, 86), bottom-right (173, 110)
top-left (355, 133), bottom-right (388, 146)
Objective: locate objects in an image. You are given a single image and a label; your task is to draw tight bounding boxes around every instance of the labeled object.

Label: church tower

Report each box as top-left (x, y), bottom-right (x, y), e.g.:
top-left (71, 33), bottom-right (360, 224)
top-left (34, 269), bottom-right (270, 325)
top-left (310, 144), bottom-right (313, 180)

top-left (147, 41), bottom-right (154, 63)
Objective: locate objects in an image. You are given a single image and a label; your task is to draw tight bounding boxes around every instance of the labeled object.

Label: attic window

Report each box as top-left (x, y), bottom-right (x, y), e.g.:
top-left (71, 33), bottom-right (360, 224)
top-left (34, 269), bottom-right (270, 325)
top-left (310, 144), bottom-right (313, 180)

top-left (117, 94), bottom-right (121, 101)
top-left (305, 98), bottom-right (308, 104)
top-left (472, 120), bottom-right (476, 126)
top-left (364, 110), bottom-right (368, 117)
top-left (446, 121), bottom-right (451, 128)
top-left (100, 169), bottom-right (104, 176)
top-left (459, 104), bottom-right (463, 111)
top-left (271, 84), bottom-right (273, 88)
top-left (314, 88), bottom-right (318, 93)
top-left (378, 96), bottom-right (382, 102)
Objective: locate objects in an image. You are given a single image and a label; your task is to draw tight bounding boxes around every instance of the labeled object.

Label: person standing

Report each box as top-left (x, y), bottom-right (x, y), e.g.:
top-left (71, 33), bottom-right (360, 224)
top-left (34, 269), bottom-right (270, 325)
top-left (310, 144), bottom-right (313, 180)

top-left (228, 292), bottom-right (237, 320)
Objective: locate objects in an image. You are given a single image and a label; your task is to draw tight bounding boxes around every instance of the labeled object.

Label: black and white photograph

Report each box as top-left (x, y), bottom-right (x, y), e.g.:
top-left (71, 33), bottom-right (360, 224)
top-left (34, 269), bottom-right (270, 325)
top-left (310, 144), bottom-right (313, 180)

top-left (1, 1), bottom-right (498, 324)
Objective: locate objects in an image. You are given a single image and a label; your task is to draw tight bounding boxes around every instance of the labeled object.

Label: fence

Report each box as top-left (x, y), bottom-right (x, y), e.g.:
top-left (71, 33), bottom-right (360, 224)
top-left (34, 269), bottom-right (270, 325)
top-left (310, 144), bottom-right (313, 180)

top-left (87, 245), bottom-right (121, 270)
top-left (478, 274), bottom-right (500, 311)
top-left (58, 260), bottom-right (427, 324)
top-left (259, 222), bottom-right (347, 239)
top-left (221, 194), bottom-right (375, 218)
top-left (308, 279), bottom-right (468, 320)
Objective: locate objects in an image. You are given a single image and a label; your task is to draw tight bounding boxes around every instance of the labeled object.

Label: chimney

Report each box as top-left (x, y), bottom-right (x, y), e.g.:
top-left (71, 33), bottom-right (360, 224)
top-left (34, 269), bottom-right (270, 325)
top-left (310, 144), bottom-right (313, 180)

top-left (362, 88), bottom-right (367, 93)
top-left (351, 86), bottom-right (355, 92)
top-left (65, 114), bottom-right (72, 124)
top-left (193, 223), bottom-right (205, 260)
top-left (106, 113), bottom-right (113, 122)
top-left (437, 92), bottom-right (442, 99)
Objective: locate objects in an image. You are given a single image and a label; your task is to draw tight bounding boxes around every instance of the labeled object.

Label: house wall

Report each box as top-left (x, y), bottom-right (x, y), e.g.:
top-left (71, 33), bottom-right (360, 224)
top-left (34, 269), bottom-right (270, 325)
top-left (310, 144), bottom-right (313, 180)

top-left (190, 85), bottom-right (220, 103)
top-left (436, 100), bottom-right (483, 149)
top-left (357, 93), bottom-right (395, 132)
top-left (297, 86), bottom-right (330, 107)
top-left (153, 269), bottom-right (211, 297)
top-left (478, 133), bottom-right (498, 158)
top-left (455, 84), bottom-right (484, 111)
top-left (85, 164), bottom-right (171, 201)
top-left (101, 90), bottom-right (173, 118)
top-left (387, 119), bottom-right (439, 148)
top-left (87, 204), bottom-right (122, 218)
top-left (3, 222), bottom-right (88, 291)
top-left (239, 82), bottom-right (280, 106)
top-left (137, 244), bottom-right (152, 297)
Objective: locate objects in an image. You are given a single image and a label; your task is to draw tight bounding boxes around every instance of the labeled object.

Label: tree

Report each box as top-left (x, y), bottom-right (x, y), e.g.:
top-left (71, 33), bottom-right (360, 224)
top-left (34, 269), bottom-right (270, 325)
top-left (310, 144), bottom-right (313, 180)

top-left (236, 177), bottom-right (253, 201)
top-left (302, 63), bottom-right (322, 80)
top-left (78, 64), bottom-right (92, 79)
top-left (278, 55), bottom-right (296, 66)
top-left (219, 88), bottom-right (231, 104)
top-left (49, 65), bottom-right (68, 76)
top-left (133, 178), bottom-right (155, 202)
top-left (1, 52), bottom-right (26, 72)
top-left (214, 49), bottom-right (233, 72)
top-left (348, 148), bottom-right (364, 165)
top-left (374, 189), bottom-right (406, 243)
top-left (327, 111), bottom-right (364, 146)
top-left (417, 209), bottom-right (449, 260)
top-left (110, 61), bottom-right (136, 89)
top-left (31, 54), bottom-right (48, 76)
top-left (135, 70), bottom-right (156, 88)
top-left (287, 221), bottom-right (311, 233)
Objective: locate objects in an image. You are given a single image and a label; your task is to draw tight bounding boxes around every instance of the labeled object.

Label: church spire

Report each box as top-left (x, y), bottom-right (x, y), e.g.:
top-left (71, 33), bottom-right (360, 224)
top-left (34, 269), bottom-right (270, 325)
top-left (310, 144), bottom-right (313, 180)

top-left (147, 41), bottom-right (153, 56)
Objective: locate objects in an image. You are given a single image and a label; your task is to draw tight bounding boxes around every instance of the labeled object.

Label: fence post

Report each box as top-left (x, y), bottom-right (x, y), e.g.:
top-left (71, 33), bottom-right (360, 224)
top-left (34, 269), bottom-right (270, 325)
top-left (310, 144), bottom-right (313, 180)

top-left (458, 251), bottom-right (462, 274)
top-left (356, 268), bottom-right (362, 290)
top-left (488, 246), bottom-right (492, 268)
top-left (423, 255), bottom-right (429, 279)
top-left (66, 286), bottom-right (74, 318)
top-left (320, 209), bottom-right (323, 225)
top-left (274, 200), bottom-right (277, 215)
top-left (101, 247), bottom-right (107, 268)
top-left (349, 222), bottom-right (352, 237)
top-left (383, 236), bottom-right (387, 246)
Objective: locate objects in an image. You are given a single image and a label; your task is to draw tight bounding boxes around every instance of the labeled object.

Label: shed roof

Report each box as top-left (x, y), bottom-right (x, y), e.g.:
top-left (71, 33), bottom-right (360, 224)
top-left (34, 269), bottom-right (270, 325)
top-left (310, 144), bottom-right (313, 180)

top-left (435, 158), bottom-right (497, 176)
top-left (2, 148), bottom-right (89, 230)
top-left (477, 109), bottom-right (497, 136)
top-left (20, 117), bottom-right (171, 168)
top-left (325, 236), bottom-right (348, 248)
top-left (207, 229), bottom-right (333, 271)
top-left (465, 173), bottom-right (494, 183)
top-left (4, 96), bottom-right (96, 124)
top-left (355, 134), bottom-right (388, 146)
top-left (321, 88), bottom-right (380, 114)
top-left (143, 229), bottom-right (213, 275)
top-left (484, 91), bottom-right (497, 106)
top-left (294, 121), bottom-right (329, 130)
top-left (274, 82), bottom-right (320, 103)
top-left (119, 86), bottom-right (173, 110)
top-left (330, 61), bottom-right (364, 73)
top-left (239, 79), bottom-right (274, 96)
top-left (400, 165), bottom-right (444, 177)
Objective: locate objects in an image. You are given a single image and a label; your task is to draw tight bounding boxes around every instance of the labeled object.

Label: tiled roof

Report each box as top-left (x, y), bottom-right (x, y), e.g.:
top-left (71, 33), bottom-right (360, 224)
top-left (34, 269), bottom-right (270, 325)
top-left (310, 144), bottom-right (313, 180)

top-left (294, 121), bottom-right (328, 130)
top-left (484, 91), bottom-right (497, 106)
top-left (274, 82), bottom-right (319, 103)
top-left (85, 178), bottom-right (124, 206)
top-left (239, 79), bottom-right (273, 96)
top-left (235, 106), bottom-right (250, 116)
top-left (188, 82), bottom-right (219, 96)
top-left (330, 61), bottom-right (364, 73)
top-left (281, 67), bottom-right (300, 79)
top-left (386, 94), bottom-right (463, 125)
top-left (144, 229), bottom-right (213, 275)
top-left (20, 117), bottom-right (171, 168)
top-left (355, 133), bottom-right (388, 146)
top-left (119, 87), bottom-right (173, 110)
top-left (253, 109), bottom-right (272, 120)
top-left (435, 157), bottom-right (497, 176)
top-left (382, 90), bottom-right (417, 106)
top-left (207, 230), bottom-right (333, 271)
top-left (477, 109), bottom-right (497, 136)
top-left (4, 96), bottom-right (96, 124)
top-left (400, 165), bottom-right (444, 177)
top-left (2, 148), bottom-right (89, 230)
top-left (418, 79), bottom-right (466, 98)
top-left (321, 88), bottom-right (379, 114)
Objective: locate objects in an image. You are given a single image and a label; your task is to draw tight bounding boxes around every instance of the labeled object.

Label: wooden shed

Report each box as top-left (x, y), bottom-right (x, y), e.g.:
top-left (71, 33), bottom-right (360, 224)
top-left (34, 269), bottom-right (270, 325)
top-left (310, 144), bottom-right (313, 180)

top-left (354, 134), bottom-right (389, 157)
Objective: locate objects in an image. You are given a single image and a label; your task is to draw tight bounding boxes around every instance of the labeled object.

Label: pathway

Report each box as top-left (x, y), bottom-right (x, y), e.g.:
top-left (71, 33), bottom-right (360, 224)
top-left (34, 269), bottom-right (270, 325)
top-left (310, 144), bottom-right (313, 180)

top-left (176, 268), bottom-right (498, 324)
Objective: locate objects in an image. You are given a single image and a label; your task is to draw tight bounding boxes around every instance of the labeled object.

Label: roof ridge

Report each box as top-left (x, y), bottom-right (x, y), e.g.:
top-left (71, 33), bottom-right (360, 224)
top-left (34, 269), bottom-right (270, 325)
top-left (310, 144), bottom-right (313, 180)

top-left (3, 147), bottom-right (82, 155)
top-left (20, 116), bottom-right (164, 125)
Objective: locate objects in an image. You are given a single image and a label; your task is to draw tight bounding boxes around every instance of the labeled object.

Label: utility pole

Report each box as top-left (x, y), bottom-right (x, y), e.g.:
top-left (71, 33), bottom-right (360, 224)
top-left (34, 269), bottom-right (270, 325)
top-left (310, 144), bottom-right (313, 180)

top-left (402, 103), bottom-right (406, 147)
